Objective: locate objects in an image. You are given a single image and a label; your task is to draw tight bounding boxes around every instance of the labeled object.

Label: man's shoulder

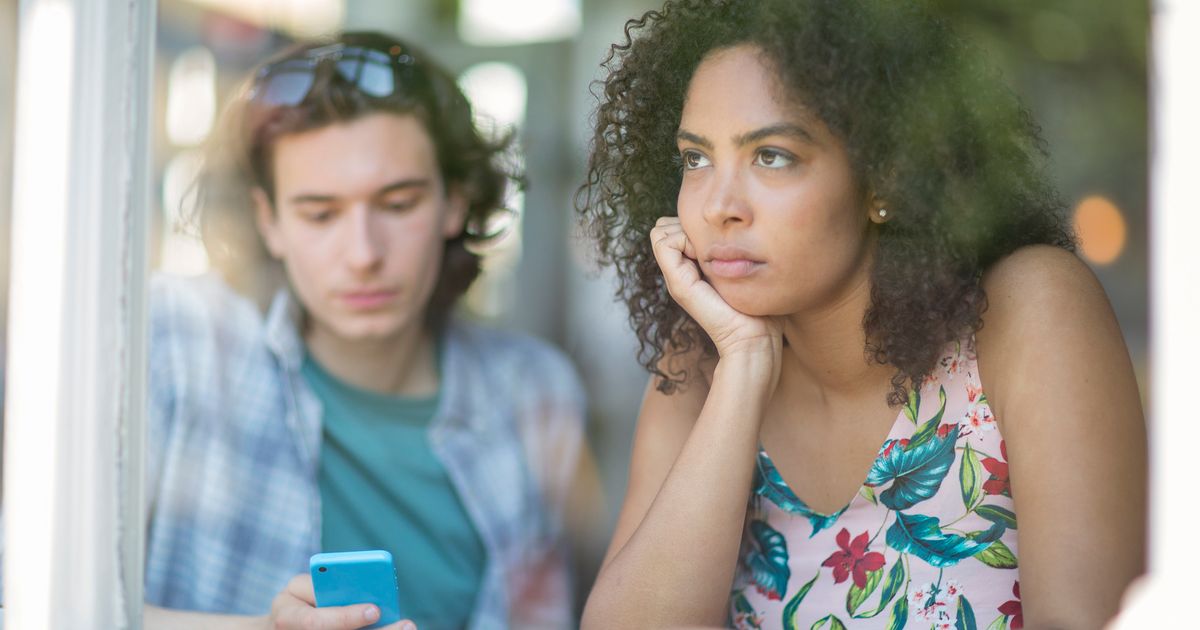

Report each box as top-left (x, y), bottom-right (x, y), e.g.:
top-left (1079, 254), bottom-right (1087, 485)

top-left (150, 273), bottom-right (268, 342)
top-left (449, 319), bottom-right (576, 375)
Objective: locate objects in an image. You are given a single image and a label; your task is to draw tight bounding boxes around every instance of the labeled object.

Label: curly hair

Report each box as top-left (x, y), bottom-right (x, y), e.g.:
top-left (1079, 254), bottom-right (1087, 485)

top-left (191, 31), bottom-right (517, 327)
top-left (576, 0), bottom-right (1076, 404)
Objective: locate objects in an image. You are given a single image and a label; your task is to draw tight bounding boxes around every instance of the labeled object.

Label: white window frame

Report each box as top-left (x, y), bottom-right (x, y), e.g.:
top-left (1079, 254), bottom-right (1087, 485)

top-left (2, 0), bottom-right (155, 628)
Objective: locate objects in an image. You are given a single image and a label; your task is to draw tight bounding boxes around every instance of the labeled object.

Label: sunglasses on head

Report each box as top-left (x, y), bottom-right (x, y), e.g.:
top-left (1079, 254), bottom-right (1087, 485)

top-left (246, 42), bottom-right (418, 107)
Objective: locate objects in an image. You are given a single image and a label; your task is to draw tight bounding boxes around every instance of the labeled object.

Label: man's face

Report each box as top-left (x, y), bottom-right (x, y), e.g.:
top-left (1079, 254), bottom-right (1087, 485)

top-left (255, 112), bottom-right (465, 344)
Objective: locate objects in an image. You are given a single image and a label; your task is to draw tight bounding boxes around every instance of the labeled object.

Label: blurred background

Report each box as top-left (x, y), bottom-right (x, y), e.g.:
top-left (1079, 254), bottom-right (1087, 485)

top-left (0, 0), bottom-right (1149, 612)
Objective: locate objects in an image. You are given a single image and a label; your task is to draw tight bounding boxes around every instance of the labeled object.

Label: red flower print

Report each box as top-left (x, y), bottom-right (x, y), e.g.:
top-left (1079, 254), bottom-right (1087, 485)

top-left (998, 581), bottom-right (1023, 629)
top-left (937, 422), bottom-right (957, 439)
top-left (982, 440), bottom-right (1011, 496)
top-left (821, 528), bottom-right (886, 588)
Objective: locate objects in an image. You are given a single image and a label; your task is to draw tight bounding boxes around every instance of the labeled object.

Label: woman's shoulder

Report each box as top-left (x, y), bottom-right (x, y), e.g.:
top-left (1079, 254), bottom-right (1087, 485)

top-left (978, 244), bottom-right (1110, 342)
top-left (975, 244), bottom-right (1126, 415)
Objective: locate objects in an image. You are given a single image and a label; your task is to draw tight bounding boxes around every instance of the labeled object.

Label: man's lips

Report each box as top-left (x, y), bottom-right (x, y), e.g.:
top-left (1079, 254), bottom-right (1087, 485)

top-left (338, 289), bottom-right (398, 309)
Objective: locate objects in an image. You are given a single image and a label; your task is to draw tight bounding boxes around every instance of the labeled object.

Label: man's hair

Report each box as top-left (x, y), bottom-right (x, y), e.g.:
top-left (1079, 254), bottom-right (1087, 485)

top-left (191, 30), bottom-right (517, 327)
top-left (576, 0), bottom-right (1076, 404)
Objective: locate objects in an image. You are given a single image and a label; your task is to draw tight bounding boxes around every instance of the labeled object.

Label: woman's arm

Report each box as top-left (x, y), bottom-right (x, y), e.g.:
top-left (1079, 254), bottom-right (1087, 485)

top-left (582, 354), bottom-right (774, 628)
top-left (581, 217), bottom-right (783, 627)
top-left (976, 245), bottom-right (1146, 630)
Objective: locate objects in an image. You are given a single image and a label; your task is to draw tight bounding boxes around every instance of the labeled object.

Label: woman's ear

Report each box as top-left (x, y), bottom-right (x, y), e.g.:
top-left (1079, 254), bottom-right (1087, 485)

top-left (252, 187), bottom-right (287, 259)
top-left (867, 192), bottom-right (892, 225)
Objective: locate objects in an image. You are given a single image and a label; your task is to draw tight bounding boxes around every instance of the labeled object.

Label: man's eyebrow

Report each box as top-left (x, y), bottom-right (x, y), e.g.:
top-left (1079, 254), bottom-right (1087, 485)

top-left (734, 123), bottom-right (816, 147)
top-left (287, 178), bottom-right (431, 204)
top-left (376, 178), bottom-right (431, 195)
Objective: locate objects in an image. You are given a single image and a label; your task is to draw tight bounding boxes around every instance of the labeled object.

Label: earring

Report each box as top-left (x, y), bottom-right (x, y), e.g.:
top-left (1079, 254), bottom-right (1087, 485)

top-left (878, 208), bottom-right (888, 219)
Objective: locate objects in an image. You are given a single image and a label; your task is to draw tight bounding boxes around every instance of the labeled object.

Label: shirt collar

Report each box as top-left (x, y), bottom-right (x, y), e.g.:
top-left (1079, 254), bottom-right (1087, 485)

top-left (264, 287), bottom-right (307, 372)
top-left (262, 287), bottom-right (490, 433)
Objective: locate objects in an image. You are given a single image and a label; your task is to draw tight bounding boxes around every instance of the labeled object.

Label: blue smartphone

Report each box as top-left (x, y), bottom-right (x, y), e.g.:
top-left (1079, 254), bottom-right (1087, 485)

top-left (310, 550), bottom-right (401, 628)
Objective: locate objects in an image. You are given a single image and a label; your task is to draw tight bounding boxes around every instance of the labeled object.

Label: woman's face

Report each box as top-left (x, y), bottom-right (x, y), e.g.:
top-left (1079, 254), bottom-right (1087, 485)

top-left (255, 112), bottom-right (466, 345)
top-left (676, 44), bottom-right (874, 318)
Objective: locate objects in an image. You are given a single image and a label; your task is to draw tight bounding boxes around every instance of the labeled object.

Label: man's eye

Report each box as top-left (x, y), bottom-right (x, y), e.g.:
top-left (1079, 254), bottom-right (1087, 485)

top-left (754, 148), bottom-right (794, 169)
top-left (682, 150), bottom-right (711, 170)
top-left (384, 201), bottom-right (416, 212)
top-left (305, 210), bottom-right (335, 223)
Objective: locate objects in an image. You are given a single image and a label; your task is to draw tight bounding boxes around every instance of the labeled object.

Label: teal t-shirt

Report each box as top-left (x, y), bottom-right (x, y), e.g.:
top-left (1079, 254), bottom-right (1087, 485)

top-left (303, 353), bottom-right (487, 630)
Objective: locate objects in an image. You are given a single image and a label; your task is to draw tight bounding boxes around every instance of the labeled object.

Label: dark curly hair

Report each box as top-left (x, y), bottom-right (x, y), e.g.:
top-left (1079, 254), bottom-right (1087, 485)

top-left (576, 0), bottom-right (1076, 404)
top-left (192, 31), bottom-right (517, 327)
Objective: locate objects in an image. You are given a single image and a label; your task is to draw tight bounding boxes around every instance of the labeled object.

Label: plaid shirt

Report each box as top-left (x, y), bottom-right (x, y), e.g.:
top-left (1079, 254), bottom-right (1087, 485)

top-left (142, 273), bottom-right (586, 628)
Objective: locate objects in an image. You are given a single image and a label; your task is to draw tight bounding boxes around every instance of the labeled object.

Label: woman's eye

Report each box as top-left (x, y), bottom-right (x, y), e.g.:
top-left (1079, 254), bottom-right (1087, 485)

top-left (681, 150), bottom-right (711, 170)
top-left (754, 148), bottom-right (794, 169)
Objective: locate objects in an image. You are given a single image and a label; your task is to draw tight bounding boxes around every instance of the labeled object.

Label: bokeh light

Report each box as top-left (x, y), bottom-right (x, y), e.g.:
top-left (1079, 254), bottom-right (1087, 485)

top-left (1074, 195), bottom-right (1128, 265)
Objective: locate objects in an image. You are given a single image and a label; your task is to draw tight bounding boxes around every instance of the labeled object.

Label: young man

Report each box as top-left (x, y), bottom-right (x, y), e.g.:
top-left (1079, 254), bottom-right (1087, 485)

top-left (140, 32), bottom-right (586, 629)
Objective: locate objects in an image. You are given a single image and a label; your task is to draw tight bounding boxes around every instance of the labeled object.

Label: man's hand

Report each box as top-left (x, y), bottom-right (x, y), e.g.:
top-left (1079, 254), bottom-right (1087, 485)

top-left (267, 574), bottom-right (415, 630)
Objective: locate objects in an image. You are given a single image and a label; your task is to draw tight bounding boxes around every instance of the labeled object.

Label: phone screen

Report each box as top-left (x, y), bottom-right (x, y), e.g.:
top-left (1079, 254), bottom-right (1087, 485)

top-left (310, 550), bottom-right (402, 628)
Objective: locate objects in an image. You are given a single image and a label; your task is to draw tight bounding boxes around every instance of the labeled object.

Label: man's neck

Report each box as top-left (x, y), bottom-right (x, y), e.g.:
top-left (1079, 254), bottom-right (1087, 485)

top-left (304, 321), bottom-right (440, 397)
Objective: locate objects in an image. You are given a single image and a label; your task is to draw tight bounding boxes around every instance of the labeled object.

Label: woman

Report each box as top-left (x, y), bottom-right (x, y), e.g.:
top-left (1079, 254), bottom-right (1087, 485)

top-left (576, 1), bottom-right (1145, 628)
top-left (142, 31), bottom-right (586, 630)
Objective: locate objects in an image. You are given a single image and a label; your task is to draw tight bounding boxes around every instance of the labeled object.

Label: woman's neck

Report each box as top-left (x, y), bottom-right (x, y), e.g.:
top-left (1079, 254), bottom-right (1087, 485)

top-left (777, 260), bottom-right (894, 406)
top-left (303, 319), bottom-right (439, 397)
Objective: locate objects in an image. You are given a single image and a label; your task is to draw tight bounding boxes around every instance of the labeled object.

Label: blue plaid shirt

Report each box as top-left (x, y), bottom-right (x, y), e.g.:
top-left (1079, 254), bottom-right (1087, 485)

top-left (142, 273), bottom-right (586, 628)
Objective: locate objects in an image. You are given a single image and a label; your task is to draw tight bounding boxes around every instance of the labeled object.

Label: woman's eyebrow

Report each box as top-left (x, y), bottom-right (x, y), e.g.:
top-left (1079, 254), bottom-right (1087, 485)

top-left (676, 123), bottom-right (817, 149)
top-left (734, 123), bottom-right (816, 146)
top-left (676, 129), bottom-right (712, 149)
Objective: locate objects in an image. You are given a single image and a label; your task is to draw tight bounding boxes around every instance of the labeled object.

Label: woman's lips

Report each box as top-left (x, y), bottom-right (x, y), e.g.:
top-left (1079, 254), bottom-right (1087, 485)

top-left (706, 258), bottom-right (764, 279)
top-left (339, 289), bottom-right (398, 310)
top-left (704, 244), bottom-right (765, 279)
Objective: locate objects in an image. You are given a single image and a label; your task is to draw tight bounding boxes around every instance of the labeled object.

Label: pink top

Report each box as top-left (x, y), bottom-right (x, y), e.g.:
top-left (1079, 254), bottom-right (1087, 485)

top-left (729, 342), bottom-right (1023, 630)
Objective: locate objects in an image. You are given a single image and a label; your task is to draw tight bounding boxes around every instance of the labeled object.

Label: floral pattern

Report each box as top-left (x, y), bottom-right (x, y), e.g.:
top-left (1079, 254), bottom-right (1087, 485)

top-left (730, 342), bottom-right (1020, 629)
top-left (822, 529), bottom-right (886, 588)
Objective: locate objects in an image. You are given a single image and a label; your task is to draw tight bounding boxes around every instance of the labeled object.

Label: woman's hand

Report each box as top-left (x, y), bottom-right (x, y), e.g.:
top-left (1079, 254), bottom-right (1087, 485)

top-left (651, 216), bottom-right (782, 369)
top-left (266, 574), bottom-right (415, 630)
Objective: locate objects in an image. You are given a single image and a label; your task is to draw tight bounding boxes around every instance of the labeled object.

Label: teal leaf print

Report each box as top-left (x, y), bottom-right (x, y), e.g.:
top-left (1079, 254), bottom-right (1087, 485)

top-left (975, 504), bottom-right (1018, 529)
top-left (886, 512), bottom-right (1005, 567)
top-left (782, 572), bottom-right (820, 630)
top-left (972, 538), bottom-right (1018, 569)
top-left (746, 520), bottom-right (791, 601)
top-left (866, 424), bottom-right (961, 511)
top-left (960, 443), bottom-right (983, 510)
top-left (852, 557), bottom-right (906, 619)
top-left (955, 595), bottom-right (978, 630)
top-left (810, 615), bottom-right (847, 630)
top-left (732, 591), bottom-right (763, 630)
top-left (846, 566), bottom-right (883, 616)
top-left (906, 386), bottom-right (948, 450)
top-left (885, 595), bottom-right (908, 630)
top-left (756, 452), bottom-right (847, 537)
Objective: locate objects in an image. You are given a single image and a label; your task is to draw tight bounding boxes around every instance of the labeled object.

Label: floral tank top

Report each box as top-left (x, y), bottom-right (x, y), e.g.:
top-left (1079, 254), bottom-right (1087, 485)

top-left (730, 341), bottom-right (1024, 630)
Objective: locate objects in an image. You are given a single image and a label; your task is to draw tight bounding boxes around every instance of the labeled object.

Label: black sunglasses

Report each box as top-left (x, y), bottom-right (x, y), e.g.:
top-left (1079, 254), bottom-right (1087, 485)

top-left (246, 42), bottom-right (418, 107)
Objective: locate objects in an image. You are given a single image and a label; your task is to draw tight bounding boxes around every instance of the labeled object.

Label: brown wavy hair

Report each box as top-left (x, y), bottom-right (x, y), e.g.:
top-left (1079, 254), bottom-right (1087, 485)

top-left (191, 31), bottom-right (517, 327)
top-left (576, 0), bottom-right (1076, 404)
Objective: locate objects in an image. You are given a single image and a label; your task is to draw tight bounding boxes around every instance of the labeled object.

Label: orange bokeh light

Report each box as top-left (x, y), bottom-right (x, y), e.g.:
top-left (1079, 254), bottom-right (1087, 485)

top-left (1073, 195), bottom-right (1127, 266)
